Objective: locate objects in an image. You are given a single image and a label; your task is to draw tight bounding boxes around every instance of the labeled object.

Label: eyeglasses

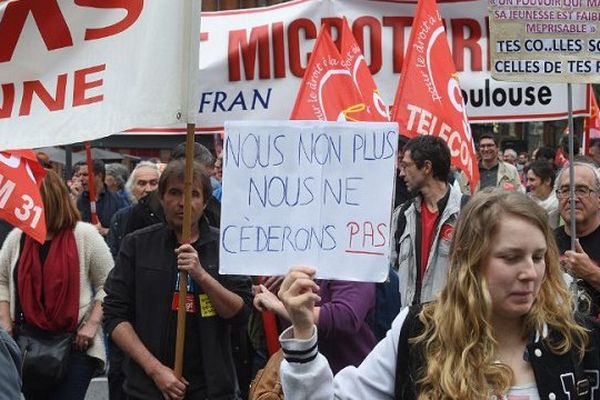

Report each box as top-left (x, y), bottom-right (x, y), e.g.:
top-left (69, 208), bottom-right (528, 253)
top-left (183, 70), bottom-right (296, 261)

top-left (556, 186), bottom-right (598, 199)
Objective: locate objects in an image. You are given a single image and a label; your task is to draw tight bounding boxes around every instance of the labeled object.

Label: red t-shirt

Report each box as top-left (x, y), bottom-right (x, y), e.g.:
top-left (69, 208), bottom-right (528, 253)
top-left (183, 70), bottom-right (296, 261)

top-left (419, 203), bottom-right (439, 287)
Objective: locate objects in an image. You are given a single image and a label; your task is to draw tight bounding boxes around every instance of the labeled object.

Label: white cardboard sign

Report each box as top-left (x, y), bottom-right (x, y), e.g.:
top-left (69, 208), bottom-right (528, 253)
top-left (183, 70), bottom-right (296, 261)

top-left (489, 0), bottom-right (600, 83)
top-left (219, 120), bottom-right (398, 282)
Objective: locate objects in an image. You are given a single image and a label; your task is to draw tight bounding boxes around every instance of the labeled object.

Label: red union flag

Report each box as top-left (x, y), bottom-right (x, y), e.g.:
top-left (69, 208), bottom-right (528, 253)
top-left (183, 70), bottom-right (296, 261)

top-left (587, 87), bottom-right (600, 138)
top-left (339, 19), bottom-right (389, 122)
top-left (391, 0), bottom-right (479, 192)
top-left (0, 150), bottom-right (46, 243)
top-left (584, 85), bottom-right (600, 154)
top-left (290, 27), bottom-right (366, 121)
top-left (587, 94), bottom-right (600, 139)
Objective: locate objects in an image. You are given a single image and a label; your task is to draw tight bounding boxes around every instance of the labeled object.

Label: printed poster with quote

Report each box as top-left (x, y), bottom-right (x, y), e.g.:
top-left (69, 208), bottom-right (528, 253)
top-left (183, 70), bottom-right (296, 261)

top-left (489, 0), bottom-right (600, 83)
top-left (219, 120), bottom-right (397, 282)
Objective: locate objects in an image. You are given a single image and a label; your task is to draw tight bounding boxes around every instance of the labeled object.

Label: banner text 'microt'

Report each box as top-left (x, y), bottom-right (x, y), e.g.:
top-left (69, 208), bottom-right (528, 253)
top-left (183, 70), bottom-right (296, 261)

top-left (224, 16), bottom-right (488, 81)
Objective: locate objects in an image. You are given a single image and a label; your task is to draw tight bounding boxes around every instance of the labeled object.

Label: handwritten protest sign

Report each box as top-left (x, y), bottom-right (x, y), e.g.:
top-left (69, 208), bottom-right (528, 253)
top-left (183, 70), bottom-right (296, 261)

top-left (219, 121), bottom-right (398, 282)
top-left (489, 0), bottom-right (600, 83)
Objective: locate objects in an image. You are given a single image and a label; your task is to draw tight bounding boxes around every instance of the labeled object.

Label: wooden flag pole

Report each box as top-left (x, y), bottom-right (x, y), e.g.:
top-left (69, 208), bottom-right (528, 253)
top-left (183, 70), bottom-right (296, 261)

top-left (84, 142), bottom-right (99, 225)
top-left (173, 0), bottom-right (201, 377)
top-left (174, 123), bottom-right (196, 377)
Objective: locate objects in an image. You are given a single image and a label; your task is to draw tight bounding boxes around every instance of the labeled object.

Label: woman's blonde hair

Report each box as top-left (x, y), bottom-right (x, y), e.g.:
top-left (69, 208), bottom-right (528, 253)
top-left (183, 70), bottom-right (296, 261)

top-left (41, 169), bottom-right (80, 233)
top-left (414, 188), bottom-right (587, 399)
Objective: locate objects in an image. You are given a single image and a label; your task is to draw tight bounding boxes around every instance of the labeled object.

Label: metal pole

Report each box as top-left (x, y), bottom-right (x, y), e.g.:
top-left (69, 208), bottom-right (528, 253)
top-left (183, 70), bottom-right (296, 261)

top-left (567, 83), bottom-right (580, 310)
top-left (567, 83), bottom-right (576, 252)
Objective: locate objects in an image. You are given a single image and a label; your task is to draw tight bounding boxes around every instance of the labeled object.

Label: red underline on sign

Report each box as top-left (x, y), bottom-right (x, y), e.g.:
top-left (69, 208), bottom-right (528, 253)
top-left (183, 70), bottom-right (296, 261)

top-left (345, 250), bottom-right (385, 256)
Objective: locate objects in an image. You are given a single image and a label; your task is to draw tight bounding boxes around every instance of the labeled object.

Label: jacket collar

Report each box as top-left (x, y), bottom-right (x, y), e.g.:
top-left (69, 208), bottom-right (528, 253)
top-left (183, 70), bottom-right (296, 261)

top-left (414, 184), bottom-right (450, 213)
top-left (533, 322), bottom-right (550, 343)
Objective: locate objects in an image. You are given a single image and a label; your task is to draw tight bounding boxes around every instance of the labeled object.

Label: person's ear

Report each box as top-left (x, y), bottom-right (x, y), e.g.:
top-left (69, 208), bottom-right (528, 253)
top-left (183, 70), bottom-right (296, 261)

top-left (423, 160), bottom-right (433, 174)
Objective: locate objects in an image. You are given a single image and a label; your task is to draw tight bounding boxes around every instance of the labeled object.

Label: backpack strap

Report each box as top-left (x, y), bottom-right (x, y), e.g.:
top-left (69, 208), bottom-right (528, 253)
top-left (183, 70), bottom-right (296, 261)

top-left (460, 193), bottom-right (470, 209)
top-left (393, 200), bottom-right (413, 260)
top-left (394, 305), bottom-right (424, 400)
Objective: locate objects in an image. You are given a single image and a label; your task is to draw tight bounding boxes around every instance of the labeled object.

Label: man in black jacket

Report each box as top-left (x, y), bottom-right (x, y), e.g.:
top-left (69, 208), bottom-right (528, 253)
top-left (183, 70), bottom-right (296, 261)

top-left (103, 160), bottom-right (252, 400)
top-left (554, 161), bottom-right (600, 317)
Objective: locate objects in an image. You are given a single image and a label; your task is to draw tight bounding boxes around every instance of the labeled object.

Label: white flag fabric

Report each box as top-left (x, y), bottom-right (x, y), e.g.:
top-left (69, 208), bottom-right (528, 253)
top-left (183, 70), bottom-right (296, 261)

top-left (0, 0), bottom-right (199, 149)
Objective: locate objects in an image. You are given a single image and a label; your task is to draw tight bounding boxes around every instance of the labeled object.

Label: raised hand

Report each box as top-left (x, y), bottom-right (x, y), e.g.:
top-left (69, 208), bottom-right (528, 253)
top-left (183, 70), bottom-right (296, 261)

top-left (278, 267), bottom-right (321, 340)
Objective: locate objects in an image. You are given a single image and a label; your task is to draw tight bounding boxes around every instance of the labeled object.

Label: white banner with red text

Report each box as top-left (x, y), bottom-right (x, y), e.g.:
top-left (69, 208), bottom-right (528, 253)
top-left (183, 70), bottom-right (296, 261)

top-left (182, 0), bottom-right (589, 135)
top-left (0, 0), bottom-right (198, 149)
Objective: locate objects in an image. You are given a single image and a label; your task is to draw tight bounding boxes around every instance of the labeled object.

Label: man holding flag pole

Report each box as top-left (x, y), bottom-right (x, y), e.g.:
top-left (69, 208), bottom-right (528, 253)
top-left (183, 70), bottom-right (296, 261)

top-left (103, 1), bottom-right (251, 399)
top-left (103, 159), bottom-right (252, 400)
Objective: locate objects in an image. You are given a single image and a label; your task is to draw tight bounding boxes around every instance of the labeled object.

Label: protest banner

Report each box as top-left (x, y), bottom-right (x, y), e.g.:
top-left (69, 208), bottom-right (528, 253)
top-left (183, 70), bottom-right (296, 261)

top-left (392, 0), bottom-right (479, 192)
top-left (0, 150), bottom-right (46, 243)
top-left (489, 0), bottom-right (600, 83)
top-left (219, 120), bottom-right (398, 282)
top-left (176, 0), bottom-right (589, 134)
top-left (0, 1), bottom-right (199, 149)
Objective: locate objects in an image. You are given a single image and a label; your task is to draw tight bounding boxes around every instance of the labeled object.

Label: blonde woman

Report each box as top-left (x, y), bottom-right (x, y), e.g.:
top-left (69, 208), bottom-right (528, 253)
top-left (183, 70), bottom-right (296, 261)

top-left (278, 189), bottom-right (595, 400)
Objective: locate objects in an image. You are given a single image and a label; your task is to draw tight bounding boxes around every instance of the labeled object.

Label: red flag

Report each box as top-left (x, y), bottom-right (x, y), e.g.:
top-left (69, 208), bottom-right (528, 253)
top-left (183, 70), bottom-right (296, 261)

top-left (290, 28), bottom-right (366, 121)
top-left (339, 19), bottom-right (389, 122)
top-left (391, 0), bottom-right (479, 192)
top-left (0, 150), bottom-right (46, 243)
top-left (584, 85), bottom-right (600, 154)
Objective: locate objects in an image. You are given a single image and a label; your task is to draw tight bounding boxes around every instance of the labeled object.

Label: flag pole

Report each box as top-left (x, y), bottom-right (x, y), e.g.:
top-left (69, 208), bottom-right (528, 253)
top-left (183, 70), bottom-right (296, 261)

top-left (174, 0), bottom-right (201, 378)
top-left (566, 83), bottom-right (580, 311)
top-left (174, 124), bottom-right (195, 377)
top-left (84, 141), bottom-right (99, 225)
top-left (567, 83), bottom-right (576, 252)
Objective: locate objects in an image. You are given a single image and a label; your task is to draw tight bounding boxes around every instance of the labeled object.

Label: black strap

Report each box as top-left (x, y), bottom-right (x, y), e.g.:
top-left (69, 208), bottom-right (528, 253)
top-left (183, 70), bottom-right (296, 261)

top-left (394, 305), bottom-right (424, 400)
top-left (14, 233), bottom-right (26, 326)
top-left (393, 200), bottom-right (413, 259)
top-left (460, 193), bottom-right (470, 209)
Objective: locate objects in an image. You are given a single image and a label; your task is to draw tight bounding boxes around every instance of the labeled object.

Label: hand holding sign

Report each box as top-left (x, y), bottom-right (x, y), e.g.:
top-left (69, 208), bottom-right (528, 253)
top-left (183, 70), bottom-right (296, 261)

top-left (278, 267), bottom-right (321, 340)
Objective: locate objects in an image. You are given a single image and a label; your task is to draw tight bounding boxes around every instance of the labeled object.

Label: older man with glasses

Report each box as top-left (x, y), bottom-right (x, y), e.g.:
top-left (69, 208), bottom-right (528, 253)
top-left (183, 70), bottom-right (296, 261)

top-left (554, 161), bottom-right (600, 317)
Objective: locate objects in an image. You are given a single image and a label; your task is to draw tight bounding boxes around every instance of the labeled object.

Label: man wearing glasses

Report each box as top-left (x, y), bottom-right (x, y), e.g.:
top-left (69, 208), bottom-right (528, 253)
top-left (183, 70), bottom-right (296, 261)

top-left (458, 134), bottom-right (522, 194)
top-left (554, 162), bottom-right (600, 317)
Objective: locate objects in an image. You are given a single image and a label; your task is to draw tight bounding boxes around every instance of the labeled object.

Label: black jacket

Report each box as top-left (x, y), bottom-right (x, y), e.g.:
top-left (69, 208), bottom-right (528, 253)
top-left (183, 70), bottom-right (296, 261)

top-left (77, 187), bottom-right (129, 228)
top-left (396, 306), bottom-right (600, 400)
top-left (106, 205), bottom-right (134, 259)
top-left (103, 219), bottom-right (252, 400)
top-left (123, 192), bottom-right (163, 236)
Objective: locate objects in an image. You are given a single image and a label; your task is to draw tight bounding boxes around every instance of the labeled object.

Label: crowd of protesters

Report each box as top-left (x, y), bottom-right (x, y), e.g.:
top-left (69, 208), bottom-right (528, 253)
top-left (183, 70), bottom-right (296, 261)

top-left (0, 132), bottom-right (598, 400)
